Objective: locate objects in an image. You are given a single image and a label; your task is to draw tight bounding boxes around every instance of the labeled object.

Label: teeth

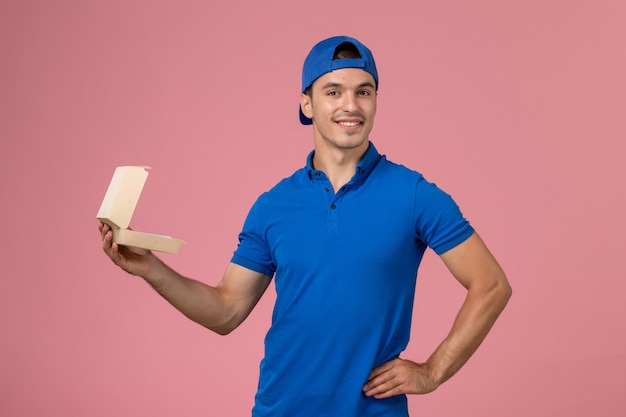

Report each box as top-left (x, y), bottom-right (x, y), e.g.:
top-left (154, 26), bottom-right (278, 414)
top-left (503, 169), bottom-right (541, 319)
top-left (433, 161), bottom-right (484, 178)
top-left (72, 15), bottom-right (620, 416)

top-left (339, 121), bottom-right (360, 127)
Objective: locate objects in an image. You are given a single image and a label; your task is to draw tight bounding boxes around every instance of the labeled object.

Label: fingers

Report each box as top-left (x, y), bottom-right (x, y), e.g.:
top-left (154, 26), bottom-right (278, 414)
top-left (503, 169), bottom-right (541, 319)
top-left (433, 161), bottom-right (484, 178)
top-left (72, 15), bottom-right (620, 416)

top-left (100, 222), bottom-right (122, 262)
top-left (363, 358), bottom-right (438, 399)
top-left (100, 223), bottom-right (113, 251)
top-left (363, 359), bottom-right (402, 399)
top-left (367, 359), bottom-right (395, 379)
top-left (363, 376), bottom-right (402, 399)
top-left (99, 222), bottom-right (111, 242)
top-left (99, 221), bottom-right (152, 277)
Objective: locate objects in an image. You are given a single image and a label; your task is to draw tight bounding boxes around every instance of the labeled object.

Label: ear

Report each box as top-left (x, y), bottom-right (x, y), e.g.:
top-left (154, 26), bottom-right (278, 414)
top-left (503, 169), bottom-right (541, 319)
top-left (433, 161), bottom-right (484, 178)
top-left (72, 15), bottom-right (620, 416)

top-left (300, 93), bottom-right (313, 119)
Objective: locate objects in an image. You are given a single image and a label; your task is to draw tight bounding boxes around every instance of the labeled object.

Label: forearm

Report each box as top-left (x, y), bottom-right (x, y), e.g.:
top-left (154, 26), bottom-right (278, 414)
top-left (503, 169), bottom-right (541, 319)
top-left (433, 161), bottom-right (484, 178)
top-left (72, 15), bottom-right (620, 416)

top-left (142, 255), bottom-right (237, 334)
top-left (101, 222), bottom-right (263, 334)
top-left (425, 277), bottom-right (512, 385)
top-left (363, 234), bottom-right (511, 399)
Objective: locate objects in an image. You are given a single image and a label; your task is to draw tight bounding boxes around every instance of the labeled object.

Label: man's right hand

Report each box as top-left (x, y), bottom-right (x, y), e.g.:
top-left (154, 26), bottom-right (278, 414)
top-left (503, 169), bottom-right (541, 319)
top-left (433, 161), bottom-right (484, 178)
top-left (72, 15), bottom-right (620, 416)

top-left (99, 221), bottom-right (153, 278)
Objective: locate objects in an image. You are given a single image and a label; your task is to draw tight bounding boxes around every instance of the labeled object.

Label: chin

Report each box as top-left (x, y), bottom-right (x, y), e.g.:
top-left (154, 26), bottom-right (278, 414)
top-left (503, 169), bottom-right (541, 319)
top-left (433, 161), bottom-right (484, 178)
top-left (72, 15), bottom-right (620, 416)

top-left (337, 135), bottom-right (368, 150)
top-left (314, 126), bottom-right (370, 150)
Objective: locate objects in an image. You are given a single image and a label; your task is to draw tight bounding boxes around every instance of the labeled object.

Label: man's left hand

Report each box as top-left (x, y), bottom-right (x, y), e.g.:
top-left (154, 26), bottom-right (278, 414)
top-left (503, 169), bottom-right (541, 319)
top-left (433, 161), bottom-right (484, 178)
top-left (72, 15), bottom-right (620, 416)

top-left (362, 358), bottom-right (439, 399)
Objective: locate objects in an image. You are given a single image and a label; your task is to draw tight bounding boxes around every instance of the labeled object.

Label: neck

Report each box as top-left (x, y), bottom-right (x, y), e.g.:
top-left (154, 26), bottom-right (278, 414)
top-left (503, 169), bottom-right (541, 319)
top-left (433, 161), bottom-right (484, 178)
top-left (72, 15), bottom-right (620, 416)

top-left (312, 140), bottom-right (369, 192)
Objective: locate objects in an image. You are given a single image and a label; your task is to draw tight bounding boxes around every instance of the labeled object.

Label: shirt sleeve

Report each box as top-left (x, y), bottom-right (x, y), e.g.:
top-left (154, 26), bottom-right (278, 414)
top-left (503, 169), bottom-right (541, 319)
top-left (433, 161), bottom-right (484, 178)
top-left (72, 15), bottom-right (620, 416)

top-left (413, 178), bottom-right (475, 255)
top-left (231, 195), bottom-right (276, 278)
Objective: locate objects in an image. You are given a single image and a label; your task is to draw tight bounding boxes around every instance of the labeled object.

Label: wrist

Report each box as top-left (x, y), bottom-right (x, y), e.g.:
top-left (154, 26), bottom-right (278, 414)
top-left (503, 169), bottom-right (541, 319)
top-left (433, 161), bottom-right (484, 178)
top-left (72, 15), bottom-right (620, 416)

top-left (141, 253), bottom-right (162, 283)
top-left (423, 359), bottom-right (449, 387)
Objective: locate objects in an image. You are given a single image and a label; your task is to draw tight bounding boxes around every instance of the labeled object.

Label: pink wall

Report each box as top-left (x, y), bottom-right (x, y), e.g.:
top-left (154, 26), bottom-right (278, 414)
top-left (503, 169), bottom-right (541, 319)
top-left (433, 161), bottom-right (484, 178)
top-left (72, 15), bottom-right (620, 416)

top-left (1, 1), bottom-right (624, 415)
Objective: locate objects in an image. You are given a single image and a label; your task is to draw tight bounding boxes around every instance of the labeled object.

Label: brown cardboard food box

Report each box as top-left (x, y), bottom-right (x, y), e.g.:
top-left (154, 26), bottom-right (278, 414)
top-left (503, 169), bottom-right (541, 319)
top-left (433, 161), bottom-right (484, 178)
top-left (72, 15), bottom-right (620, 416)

top-left (96, 166), bottom-right (185, 253)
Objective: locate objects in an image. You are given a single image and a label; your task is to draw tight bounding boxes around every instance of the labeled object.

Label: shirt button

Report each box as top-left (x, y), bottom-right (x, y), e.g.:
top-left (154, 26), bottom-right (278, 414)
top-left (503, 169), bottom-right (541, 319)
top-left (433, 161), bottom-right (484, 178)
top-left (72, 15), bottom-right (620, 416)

top-left (330, 204), bottom-right (336, 209)
top-left (325, 188), bottom-right (330, 192)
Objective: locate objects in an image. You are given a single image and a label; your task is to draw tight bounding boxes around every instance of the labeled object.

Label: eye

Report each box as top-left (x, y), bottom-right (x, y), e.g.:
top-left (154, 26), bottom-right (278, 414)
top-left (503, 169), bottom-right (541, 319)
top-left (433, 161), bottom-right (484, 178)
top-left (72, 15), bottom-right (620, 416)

top-left (358, 90), bottom-right (371, 96)
top-left (327, 90), bottom-right (339, 96)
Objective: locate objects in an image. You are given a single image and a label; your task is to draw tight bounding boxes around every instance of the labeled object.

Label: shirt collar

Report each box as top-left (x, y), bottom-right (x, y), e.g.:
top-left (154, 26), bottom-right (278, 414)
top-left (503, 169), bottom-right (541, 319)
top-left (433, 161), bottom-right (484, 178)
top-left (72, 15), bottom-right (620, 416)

top-left (306, 141), bottom-right (382, 185)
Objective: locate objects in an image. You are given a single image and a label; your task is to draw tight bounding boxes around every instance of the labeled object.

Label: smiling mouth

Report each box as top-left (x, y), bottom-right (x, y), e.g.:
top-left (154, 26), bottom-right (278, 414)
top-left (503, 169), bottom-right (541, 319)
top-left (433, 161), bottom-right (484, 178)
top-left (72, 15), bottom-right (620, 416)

top-left (337, 121), bottom-right (362, 127)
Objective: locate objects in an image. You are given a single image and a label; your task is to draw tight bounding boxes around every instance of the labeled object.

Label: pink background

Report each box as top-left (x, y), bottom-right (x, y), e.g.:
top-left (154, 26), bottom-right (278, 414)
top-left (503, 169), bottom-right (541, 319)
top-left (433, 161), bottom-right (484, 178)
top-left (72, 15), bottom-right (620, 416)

top-left (1, 1), bottom-right (625, 415)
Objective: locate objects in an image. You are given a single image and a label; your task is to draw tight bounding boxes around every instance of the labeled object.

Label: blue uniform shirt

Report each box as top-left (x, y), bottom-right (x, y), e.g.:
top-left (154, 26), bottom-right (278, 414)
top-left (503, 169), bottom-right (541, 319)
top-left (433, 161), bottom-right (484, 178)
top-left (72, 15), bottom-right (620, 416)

top-left (232, 142), bottom-right (474, 417)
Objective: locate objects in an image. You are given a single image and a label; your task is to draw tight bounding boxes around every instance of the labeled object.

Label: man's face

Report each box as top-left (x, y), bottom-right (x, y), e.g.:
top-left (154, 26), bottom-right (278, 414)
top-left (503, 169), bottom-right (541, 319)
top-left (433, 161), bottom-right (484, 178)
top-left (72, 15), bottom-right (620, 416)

top-left (300, 68), bottom-right (377, 152)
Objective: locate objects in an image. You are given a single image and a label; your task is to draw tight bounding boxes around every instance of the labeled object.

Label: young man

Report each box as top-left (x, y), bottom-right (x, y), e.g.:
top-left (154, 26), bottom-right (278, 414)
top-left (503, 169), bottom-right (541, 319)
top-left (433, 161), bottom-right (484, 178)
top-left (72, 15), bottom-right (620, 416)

top-left (100, 36), bottom-right (511, 417)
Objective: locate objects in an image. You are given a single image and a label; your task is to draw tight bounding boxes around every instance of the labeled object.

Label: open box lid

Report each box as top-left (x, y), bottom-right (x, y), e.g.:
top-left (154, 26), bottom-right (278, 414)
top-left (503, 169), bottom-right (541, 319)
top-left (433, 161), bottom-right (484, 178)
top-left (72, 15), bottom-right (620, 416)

top-left (97, 166), bottom-right (149, 229)
top-left (96, 166), bottom-right (185, 253)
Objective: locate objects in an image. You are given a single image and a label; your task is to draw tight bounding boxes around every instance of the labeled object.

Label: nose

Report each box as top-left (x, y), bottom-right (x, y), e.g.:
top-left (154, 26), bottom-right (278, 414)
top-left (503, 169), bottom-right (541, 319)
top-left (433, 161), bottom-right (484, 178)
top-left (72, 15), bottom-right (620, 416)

top-left (341, 92), bottom-right (358, 112)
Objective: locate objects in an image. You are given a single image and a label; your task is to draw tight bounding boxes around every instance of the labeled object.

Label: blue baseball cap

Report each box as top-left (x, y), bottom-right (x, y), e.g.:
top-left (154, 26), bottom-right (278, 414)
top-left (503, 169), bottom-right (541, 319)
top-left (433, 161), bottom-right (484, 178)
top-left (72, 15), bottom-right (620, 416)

top-left (299, 36), bottom-right (379, 125)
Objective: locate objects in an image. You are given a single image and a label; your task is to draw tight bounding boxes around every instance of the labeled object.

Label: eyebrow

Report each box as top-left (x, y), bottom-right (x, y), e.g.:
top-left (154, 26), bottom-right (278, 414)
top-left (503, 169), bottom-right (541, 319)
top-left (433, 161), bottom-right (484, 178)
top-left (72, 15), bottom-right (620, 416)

top-left (320, 81), bottom-right (376, 90)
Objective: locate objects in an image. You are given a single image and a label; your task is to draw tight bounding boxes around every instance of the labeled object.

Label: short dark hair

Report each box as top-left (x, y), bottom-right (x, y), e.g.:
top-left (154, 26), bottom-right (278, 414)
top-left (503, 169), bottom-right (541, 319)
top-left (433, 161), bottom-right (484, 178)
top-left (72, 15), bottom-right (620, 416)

top-left (305, 42), bottom-right (362, 96)
top-left (333, 42), bottom-right (362, 60)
